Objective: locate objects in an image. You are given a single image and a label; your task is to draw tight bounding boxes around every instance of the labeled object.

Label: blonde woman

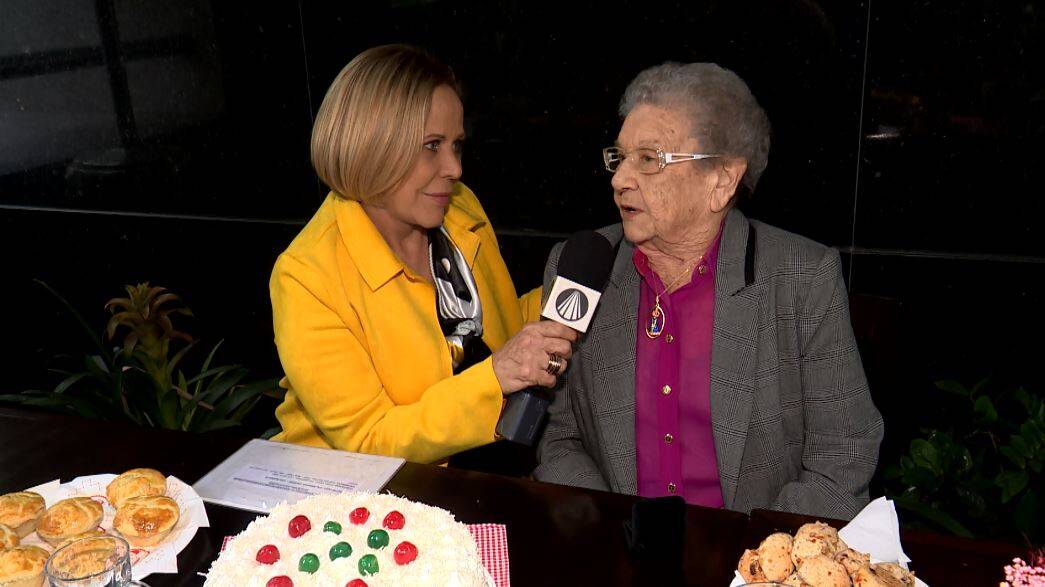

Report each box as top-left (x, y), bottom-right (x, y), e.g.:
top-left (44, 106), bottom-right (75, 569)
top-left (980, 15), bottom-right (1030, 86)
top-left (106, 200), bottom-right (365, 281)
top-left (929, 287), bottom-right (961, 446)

top-left (270, 45), bottom-right (575, 464)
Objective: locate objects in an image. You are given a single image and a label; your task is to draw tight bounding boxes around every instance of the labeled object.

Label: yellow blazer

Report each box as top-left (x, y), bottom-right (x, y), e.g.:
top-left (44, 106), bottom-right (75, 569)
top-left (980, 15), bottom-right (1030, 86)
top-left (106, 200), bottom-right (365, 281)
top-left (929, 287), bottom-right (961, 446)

top-left (270, 184), bottom-right (542, 463)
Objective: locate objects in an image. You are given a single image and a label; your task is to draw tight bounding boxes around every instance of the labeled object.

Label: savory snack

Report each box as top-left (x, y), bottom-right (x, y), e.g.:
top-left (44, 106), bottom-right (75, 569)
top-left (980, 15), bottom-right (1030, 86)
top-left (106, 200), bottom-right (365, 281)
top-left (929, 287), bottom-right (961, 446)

top-left (0, 545), bottom-right (49, 587)
top-left (54, 528), bottom-right (110, 549)
top-left (870, 562), bottom-right (916, 586)
top-left (113, 495), bottom-right (180, 547)
top-left (0, 523), bottom-right (18, 549)
top-left (835, 547), bottom-right (871, 575)
top-left (0, 492), bottom-right (45, 538)
top-left (796, 555), bottom-right (851, 587)
top-left (792, 521), bottom-right (845, 567)
top-left (738, 522), bottom-right (916, 587)
top-left (106, 468), bottom-right (167, 508)
top-left (758, 532), bottom-right (796, 581)
top-left (738, 548), bottom-right (767, 583)
top-left (851, 564), bottom-right (903, 587)
top-left (36, 497), bottom-right (105, 547)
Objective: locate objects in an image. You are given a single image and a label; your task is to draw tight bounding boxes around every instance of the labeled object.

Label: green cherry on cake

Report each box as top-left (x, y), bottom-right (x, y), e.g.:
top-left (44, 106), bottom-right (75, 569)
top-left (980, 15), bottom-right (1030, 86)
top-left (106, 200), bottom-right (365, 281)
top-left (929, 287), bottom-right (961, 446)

top-left (359, 554), bottom-right (380, 576)
top-left (329, 541), bottom-right (352, 560)
top-left (367, 529), bottom-right (390, 549)
top-left (298, 553), bottom-right (320, 574)
top-left (323, 521), bottom-right (342, 535)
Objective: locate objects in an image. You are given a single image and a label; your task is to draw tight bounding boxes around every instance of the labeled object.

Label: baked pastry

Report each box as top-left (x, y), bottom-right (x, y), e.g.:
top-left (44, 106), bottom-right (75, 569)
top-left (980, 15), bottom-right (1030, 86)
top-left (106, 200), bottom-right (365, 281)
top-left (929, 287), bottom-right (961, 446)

top-left (758, 532), bottom-right (796, 581)
top-left (796, 555), bottom-right (851, 587)
top-left (106, 468), bottom-right (167, 508)
top-left (0, 492), bottom-right (45, 538)
top-left (0, 545), bottom-right (49, 587)
top-left (871, 562), bottom-right (916, 586)
top-left (54, 528), bottom-right (109, 549)
top-left (738, 548), bottom-right (767, 583)
top-left (36, 497), bottom-right (104, 547)
top-left (791, 521), bottom-right (843, 567)
top-left (113, 495), bottom-right (180, 547)
top-left (784, 572), bottom-right (810, 586)
top-left (835, 547), bottom-right (871, 575)
top-left (851, 564), bottom-right (902, 587)
top-left (0, 523), bottom-right (18, 549)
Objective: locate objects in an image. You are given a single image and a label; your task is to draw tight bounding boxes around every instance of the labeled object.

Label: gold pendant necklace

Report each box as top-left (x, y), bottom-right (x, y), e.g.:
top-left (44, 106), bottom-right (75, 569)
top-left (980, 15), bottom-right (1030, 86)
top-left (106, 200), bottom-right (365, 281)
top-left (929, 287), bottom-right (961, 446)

top-left (646, 296), bottom-right (666, 338)
top-left (645, 255), bottom-right (704, 340)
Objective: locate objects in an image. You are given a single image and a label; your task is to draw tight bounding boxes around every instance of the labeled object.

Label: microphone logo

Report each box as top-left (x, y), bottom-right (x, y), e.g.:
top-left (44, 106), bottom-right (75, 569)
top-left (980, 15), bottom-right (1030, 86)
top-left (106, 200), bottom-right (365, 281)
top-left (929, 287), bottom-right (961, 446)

top-left (555, 288), bottom-right (588, 322)
top-left (541, 276), bottom-right (603, 333)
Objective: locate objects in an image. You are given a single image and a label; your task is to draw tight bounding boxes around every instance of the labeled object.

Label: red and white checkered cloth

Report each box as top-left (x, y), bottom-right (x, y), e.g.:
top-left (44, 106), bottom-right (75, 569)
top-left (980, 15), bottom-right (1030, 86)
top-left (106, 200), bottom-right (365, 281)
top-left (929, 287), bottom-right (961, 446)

top-left (468, 523), bottom-right (510, 587)
top-left (222, 523), bottom-right (509, 586)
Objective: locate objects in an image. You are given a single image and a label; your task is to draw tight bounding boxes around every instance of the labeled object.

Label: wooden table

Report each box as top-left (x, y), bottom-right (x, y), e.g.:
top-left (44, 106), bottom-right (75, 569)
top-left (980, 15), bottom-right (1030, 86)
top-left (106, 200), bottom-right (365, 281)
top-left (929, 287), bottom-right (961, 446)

top-left (0, 406), bottom-right (1019, 586)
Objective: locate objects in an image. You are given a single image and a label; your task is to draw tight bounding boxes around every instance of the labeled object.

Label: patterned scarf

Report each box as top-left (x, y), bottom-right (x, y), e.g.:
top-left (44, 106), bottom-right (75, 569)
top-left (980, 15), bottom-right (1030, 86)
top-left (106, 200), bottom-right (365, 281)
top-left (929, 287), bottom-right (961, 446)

top-left (429, 227), bottom-right (488, 372)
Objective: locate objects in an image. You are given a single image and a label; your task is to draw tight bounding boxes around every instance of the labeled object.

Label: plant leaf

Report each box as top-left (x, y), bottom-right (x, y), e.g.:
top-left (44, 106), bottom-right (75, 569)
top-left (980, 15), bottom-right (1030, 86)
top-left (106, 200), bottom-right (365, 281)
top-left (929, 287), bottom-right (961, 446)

top-left (1011, 435), bottom-right (1032, 459)
top-left (260, 426), bottom-right (282, 440)
top-left (970, 375), bottom-right (992, 398)
top-left (910, 439), bottom-right (941, 475)
top-left (191, 416), bottom-right (241, 433)
top-left (892, 495), bottom-right (975, 538)
top-left (53, 372), bottom-right (90, 395)
top-left (995, 470), bottom-right (1029, 504)
top-left (167, 340), bottom-right (197, 378)
top-left (210, 378), bottom-right (279, 420)
top-left (1000, 445), bottom-right (1027, 469)
top-left (1013, 490), bottom-right (1040, 535)
top-left (935, 379), bottom-right (970, 397)
top-left (973, 396), bottom-right (998, 424)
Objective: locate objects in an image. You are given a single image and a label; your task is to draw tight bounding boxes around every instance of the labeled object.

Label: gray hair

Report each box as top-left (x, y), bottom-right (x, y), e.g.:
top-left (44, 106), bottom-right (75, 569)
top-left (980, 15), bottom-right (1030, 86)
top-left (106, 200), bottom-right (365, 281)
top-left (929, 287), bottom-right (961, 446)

top-left (619, 62), bottom-right (771, 194)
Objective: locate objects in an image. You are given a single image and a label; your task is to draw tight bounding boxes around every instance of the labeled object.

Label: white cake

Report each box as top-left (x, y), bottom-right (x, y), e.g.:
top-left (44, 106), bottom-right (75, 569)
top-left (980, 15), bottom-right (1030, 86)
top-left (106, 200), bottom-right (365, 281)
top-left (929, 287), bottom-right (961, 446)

top-left (204, 492), bottom-right (490, 587)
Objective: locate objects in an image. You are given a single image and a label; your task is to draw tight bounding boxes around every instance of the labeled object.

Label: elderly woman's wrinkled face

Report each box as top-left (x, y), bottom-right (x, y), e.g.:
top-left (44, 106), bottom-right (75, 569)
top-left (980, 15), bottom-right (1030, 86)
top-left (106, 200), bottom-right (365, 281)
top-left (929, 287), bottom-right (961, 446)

top-left (612, 103), bottom-right (733, 252)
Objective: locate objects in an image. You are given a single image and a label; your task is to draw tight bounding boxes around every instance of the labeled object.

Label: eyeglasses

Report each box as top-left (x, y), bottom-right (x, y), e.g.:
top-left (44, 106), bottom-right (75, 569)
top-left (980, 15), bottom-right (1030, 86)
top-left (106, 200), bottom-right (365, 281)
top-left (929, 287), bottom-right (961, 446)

top-left (602, 146), bottom-right (720, 174)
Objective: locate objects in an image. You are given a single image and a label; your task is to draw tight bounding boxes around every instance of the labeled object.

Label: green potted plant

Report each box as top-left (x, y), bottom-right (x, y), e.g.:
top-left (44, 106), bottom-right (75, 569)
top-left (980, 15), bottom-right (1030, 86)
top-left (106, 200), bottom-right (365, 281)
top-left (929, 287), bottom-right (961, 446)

top-left (1, 281), bottom-right (283, 436)
top-left (884, 377), bottom-right (1043, 544)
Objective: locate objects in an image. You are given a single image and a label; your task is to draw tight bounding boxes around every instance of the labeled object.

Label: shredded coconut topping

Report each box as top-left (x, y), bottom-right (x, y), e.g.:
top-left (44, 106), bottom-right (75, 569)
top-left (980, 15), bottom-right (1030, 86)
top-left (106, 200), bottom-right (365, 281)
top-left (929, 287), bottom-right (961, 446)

top-left (204, 492), bottom-right (489, 586)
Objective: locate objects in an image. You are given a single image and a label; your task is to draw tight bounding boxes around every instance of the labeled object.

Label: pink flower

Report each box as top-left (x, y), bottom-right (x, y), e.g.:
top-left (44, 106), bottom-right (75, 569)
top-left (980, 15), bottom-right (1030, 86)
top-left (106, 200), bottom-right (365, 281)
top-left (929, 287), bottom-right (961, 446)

top-left (1003, 556), bottom-right (1045, 587)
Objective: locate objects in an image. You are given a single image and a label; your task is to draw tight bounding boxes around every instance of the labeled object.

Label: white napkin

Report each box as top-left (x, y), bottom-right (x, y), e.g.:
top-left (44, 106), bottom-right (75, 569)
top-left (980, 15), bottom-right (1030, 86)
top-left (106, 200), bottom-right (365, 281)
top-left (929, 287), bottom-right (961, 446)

top-left (25, 474), bottom-right (209, 581)
top-left (729, 497), bottom-right (929, 586)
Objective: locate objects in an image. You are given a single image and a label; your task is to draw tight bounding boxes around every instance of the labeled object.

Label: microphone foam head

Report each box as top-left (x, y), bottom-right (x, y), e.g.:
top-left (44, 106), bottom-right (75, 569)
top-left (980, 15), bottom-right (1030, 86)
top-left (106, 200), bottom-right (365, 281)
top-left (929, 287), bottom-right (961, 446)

top-left (557, 230), bottom-right (615, 291)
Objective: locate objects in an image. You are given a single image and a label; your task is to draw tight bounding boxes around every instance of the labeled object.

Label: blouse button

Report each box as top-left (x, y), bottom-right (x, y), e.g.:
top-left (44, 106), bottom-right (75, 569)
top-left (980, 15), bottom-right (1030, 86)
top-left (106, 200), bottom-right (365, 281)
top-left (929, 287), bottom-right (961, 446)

top-left (665, 334), bottom-right (675, 343)
top-left (661, 385), bottom-right (672, 396)
top-left (667, 482), bottom-right (677, 494)
top-left (664, 433), bottom-right (674, 444)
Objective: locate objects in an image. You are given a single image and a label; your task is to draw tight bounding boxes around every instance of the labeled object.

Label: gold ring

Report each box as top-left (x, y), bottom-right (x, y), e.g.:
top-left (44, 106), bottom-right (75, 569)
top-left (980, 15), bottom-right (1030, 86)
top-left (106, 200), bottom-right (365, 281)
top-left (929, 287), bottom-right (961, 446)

top-left (546, 354), bottom-right (564, 376)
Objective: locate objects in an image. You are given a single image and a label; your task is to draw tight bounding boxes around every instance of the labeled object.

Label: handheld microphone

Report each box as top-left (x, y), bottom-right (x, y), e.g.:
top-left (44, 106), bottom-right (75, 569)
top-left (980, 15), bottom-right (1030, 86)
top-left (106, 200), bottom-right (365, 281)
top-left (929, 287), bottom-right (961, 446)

top-left (495, 230), bottom-right (616, 445)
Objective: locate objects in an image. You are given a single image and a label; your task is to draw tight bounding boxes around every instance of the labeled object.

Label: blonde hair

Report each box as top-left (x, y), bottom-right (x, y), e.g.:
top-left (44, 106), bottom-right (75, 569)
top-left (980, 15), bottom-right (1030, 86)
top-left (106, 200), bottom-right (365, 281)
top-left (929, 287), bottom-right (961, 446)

top-left (311, 45), bottom-right (457, 201)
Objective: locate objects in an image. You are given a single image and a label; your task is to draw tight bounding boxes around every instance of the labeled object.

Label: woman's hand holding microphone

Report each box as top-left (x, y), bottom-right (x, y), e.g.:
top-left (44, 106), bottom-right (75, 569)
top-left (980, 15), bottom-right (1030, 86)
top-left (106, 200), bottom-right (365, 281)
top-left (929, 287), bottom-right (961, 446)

top-left (492, 321), bottom-right (578, 393)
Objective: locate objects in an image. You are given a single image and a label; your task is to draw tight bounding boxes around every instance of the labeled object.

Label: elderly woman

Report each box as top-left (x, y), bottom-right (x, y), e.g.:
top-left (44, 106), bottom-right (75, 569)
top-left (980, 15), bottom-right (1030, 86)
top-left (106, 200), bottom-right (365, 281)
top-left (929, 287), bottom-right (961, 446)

top-left (270, 45), bottom-right (576, 465)
top-left (534, 62), bottom-right (883, 519)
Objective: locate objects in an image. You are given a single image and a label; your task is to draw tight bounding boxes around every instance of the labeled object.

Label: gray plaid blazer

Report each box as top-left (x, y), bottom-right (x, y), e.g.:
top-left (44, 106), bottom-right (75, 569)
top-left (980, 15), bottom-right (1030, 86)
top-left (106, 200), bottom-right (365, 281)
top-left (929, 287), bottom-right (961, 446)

top-left (533, 208), bottom-right (884, 520)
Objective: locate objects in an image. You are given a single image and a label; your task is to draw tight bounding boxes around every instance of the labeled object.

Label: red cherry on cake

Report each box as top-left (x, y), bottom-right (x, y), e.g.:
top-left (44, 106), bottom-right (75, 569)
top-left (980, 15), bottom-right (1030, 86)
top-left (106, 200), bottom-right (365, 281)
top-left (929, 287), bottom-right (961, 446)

top-left (349, 507), bottom-right (370, 525)
top-left (393, 541), bottom-right (418, 565)
top-left (383, 511), bottom-right (405, 530)
top-left (288, 515), bottom-right (312, 538)
top-left (345, 580), bottom-right (368, 587)
top-left (256, 544), bottom-right (280, 565)
top-left (266, 576), bottom-right (293, 587)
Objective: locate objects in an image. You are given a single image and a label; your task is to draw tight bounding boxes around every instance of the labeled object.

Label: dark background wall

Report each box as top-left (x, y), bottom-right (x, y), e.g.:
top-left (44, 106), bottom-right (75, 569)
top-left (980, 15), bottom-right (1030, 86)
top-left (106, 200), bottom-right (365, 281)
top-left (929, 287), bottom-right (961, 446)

top-left (2, 1), bottom-right (1042, 474)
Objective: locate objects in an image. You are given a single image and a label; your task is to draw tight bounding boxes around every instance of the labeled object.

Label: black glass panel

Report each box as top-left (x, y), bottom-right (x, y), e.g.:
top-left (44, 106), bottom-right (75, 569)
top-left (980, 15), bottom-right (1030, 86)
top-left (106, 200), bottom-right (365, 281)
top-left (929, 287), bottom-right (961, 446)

top-left (856, 0), bottom-right (1045, 255)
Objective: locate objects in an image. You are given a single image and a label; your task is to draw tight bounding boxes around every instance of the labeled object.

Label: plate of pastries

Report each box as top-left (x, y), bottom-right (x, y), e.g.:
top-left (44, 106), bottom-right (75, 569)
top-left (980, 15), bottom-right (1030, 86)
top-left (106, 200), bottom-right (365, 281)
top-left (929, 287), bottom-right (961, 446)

top-left (0, 468), bottom-right (206, 585)
top-left (738, 521), bottom-right (919, 587)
